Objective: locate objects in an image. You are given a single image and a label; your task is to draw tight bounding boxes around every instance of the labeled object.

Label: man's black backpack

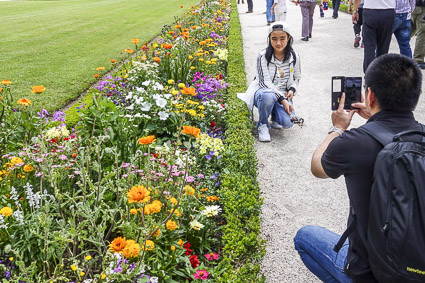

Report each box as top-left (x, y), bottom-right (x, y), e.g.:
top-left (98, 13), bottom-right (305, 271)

top-left (334, 122), bottom-right (425, 283)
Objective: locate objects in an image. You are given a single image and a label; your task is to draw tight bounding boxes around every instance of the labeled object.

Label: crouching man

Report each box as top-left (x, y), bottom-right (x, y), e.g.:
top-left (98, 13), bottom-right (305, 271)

top-left (294, 54), bottom-right (423, 282)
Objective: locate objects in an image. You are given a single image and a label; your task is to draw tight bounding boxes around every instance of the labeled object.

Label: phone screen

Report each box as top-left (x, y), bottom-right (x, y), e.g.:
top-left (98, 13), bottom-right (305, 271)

top-left (331, 77), bottom-right (344, 110)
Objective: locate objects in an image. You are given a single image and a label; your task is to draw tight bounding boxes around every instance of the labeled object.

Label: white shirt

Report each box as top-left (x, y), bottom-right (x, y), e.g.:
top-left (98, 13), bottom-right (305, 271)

top-left (363, 0), bottom-right (396, 9)
top-left (274, 0), bottom-right (287, 13)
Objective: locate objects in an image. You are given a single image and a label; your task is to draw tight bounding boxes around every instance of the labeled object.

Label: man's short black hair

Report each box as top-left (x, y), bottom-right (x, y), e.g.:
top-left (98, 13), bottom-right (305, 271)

top-left (365, 54), bottom-right (422, 111)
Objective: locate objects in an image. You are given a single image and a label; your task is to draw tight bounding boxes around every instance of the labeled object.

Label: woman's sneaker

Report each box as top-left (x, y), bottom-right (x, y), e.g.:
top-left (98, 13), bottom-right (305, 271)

top-left (258, 124), bottom-right (271, 142)
top-left (354, 34), bottom-right (361, 48)
top-left (271, 121), bottom-right (283, 129)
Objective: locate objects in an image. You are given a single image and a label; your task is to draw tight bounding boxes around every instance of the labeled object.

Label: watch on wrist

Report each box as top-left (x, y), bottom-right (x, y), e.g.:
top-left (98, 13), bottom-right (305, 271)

top-left (328, 126), bottom-right (343, 136)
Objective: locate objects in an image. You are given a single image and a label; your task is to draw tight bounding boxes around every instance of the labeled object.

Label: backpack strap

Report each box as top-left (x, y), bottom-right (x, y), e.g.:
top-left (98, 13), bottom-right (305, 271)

top-left (358, 122), bottom-right (395, 147)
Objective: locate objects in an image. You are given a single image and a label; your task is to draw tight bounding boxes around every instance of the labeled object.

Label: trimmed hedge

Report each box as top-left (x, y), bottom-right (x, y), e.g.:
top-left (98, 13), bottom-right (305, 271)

top-left (218, 1), bottom-right (266, 282)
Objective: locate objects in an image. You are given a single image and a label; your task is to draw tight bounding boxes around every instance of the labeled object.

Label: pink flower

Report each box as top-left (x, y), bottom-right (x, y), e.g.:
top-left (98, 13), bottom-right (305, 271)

top-left (59, 155), bottom-right (68, 160)
top-left (205, 253), bottom-right (219, 261)
top-left (193, 269), bottom-right (209, 280)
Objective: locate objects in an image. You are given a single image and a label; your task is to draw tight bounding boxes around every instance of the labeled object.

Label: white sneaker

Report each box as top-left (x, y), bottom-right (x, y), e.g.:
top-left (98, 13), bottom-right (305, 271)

top-left (271, 121), bottom-right (283, 129)
top-left (258, 124), bottom-right (271, 142)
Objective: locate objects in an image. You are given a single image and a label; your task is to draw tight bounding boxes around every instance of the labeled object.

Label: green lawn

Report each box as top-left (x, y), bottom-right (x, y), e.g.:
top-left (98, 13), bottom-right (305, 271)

top-left (0, 0), bottom-right (199, 112)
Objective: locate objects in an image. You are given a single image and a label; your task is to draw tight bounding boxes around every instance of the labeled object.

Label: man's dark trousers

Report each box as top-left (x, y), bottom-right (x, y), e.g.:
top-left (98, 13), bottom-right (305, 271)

top-left (362, 9), bottom-right (396, 72)
top-left (247, 0), bottom-right (253, 11)
top-left (332, 0), bottom-right (341, 17)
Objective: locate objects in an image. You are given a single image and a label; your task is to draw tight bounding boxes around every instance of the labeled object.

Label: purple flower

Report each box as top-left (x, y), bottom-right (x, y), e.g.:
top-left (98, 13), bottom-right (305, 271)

top-left (197, 174), bottom-right (204, 178)
top-left (58, 155), bottom-right (68, 160)
top-left (4, 270), bottom-right (11, 278)
top-left (205, 155), bottom-right (211, 160)
top-left (210, 173), bottom-right (217, 179)
top-left (53, 111), bottom-right (66, 122)
top-left (37, 109), bottom-right (49, 121)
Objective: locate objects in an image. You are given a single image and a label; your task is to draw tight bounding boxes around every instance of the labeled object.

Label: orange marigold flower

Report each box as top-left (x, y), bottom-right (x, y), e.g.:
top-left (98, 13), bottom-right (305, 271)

top-left (110, 59), bottom-right (117, 63)
top-left (122, 240), bottom-right (141, 258)
top-left (180, 5), bottom-right (184, 8)
top-left (0, 207), bottom-right (13, 217)
top-left (138, 135), bottom-right (156, 145)
top-left (0, 88), bottom-right (3, 93)
top-left (153, 57), bottom-right (160, 63)
top-left (127, 185), bottom-right (151, 204)
top-left (152, 226), bottom-right (161, 237)
top-left (182, 125), bottom-right (200, 138)
top-left (132, 38), bottom-right (139, 44)
top-left (23, 165), bottom-right (34, 172)
top-left (181, 86), bottom-right (196, 96)
top-left (125, 48), bottom-right (134, 54)
top-left (166, 220), bottom-right (178, 231)
top-left (17, 98), bottom-right (32, 106)
top-left (94, 74), bottom-right (99, 78)
top-left (31, 85), bottom-right (46, 93)
top-left (169, 31), bottom-right (175, 35)
top-left (96, 67), bottom-right (105, 71)
top-left (11, 157), bottom-right (23, 164)
top-left (109, 237), bottom-right (127, 253)
top-left (182, 28), bottom-right (189, 33)
top-left (1, 80), bottom-right (11, 85)
top-left (191, 25), bottom-right (197, 30)
top-left (175, 25), bottom-right (182, 29)
top-left (162, 43), bottom-right (173, 49)
top-left (142, 240), bottom-right (154, 251)
top-left (178, 239), bottom-right (184, 247)
top-left (199, 41), bottom-right (206, 45)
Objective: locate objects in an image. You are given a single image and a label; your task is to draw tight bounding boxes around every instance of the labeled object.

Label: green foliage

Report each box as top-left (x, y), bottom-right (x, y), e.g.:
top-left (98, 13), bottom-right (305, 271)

top-left (217, 1), bottom-right (266, 282)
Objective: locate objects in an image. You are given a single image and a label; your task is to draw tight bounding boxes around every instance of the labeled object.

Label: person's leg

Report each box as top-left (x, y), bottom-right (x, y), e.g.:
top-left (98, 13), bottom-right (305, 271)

top-left (247, 0), bottom-right (253, 12)
top-left (276, 12), bottom-right (287, 22)
top-left (294, 226), bottom-right (353, 283)
top-left (362, 9), bottom-right (379, 72)
top-left (272, 100), bottom-right (294, 128)
top-left (375, 9), bottom-right (395, 57)
top-left (266, 0), bottom-right (273, 22)
top-left (333, 0), bottom-right (340, 18)
top-left (254, 88), bottom-right (276, 127)
top-left (300, 2), bottom-right (310, 38)
top-left (308, 2), bottom-right (315, 36)
top-left (412, 7), bottom-right (425, 64)
top-left (393, 13), bottom-right (412, 58)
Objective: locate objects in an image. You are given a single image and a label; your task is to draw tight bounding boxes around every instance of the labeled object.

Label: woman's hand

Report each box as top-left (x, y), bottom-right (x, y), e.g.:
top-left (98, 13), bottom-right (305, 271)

top-left (282, 100), bottom-right (294, 115)
top-left (286, 90), bottom-right (294, 101)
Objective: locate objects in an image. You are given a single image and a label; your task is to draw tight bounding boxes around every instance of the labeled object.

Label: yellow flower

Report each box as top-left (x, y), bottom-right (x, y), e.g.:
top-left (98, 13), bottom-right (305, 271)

top-left (80, 271), bottom-right (85, 276)
top-left (10, 157), bottom-right (23, 164)
top-left (166, 220), bottom-right (178, 231)
top-left (178, 83), bottom-right (185, 88)
top-left (130, 208), bottom-right (138, 215)
top-left (70, 265), bottom-right (77, 271)
top-left (171, 245), bottom-right (176, 251)
top-left (122, 240), bottom-right (141, 258)
top-left (31, 85), bottom-right (46, 93)
top-left (170, 197), bottom-right (178, 205)
top-left (170, 208), bottom-right (180, 217)
top-left (178, 239), bottom-right (184, 247)
top-left (168, 79), bottom-right (175, 85)
top-left (109, 237), bottom-right (127, 253)
top-left (9, 257), bottom-right (13, 261)
top-left (1, 80), bottom-right (11, 85)
top-left (190, 66), bottom-right (195, 70)
top-left (101, 273), bottom-right (106, 279)
top-left (127, 185), bottom-right (151, 204)
top-left (142, 240), bottom-right (155, 251)
top-left (185, 185), bottom-right (195, 195)
top-left (23, 164), bottom-right (34, 172)
top-left (132, 38), bottom-right (139, 44)
top-left (199, 58), bottom-right (204, 62)
top-left (85, 255), bottom-right (92, 261)
top-left (188, 55), bottom-right (194, 60)
top-left (152, 43), bottom-right (159, 49)
top-left (138, 135), bottom-right (156, 145)
top-left (17, 98), bottom-right (32, 106)
top-left (125, 48), bottom-right (134, 54)
top-left (96, 67), bottom-right (105, 71)
top-left (152, 226), bottom-right (161, 237)
top-left (0, 207), bottom-right (13, 217)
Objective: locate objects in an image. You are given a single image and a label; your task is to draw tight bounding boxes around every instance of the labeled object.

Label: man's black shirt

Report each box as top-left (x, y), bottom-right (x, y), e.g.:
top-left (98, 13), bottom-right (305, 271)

top-left (321, 110), bottom-right (422, 282)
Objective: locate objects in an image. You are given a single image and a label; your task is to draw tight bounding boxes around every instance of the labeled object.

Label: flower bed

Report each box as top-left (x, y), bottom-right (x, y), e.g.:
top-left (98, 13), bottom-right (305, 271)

top-left (0, 0), bottom-right (264, 282)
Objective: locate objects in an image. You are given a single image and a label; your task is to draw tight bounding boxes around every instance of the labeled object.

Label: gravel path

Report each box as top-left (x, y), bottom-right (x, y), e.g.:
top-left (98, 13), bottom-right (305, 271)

top-left (236, 1), bottom-right (425, 282)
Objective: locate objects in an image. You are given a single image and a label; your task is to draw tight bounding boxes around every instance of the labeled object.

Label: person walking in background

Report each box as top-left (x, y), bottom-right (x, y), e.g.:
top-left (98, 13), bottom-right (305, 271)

top-left (296, 0), bottom-right (317, 41)
top-left (393, 0), bottom-right (416, 58)
top-left (332, 0), bottom-right (341, 18)
top-left (348, 0), bottom-right (364, 47)
top-left (266, 0), bottom-right (276, 25)
top-left (411, 0), bottom-right (425, 69)
top-left (237, 22), bottom-right (301, 142)
top-left (238, 0), bottom-right (245, 4)
top-left (353, 0), bottom-right (396, 72)
top-left (272, 0), bottom-right (288, 22)
top-left (247, 0), bottom-right (253, 13)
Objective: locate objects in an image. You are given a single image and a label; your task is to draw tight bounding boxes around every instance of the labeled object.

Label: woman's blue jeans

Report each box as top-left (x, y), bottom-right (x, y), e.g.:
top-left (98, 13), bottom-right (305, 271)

top-left (392, 13), bottom-right (412, 58)
top-left (294, 225), bottom-right (353, 283)
top-left (254, 88), bottom-right (294, 128)
top-left (266, 0), bottom-right (276, 22)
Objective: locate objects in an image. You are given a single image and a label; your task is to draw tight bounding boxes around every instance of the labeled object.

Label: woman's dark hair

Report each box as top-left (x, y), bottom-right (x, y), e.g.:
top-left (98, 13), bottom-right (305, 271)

top-left (265, 32), bottom-right (294, 65)
top-left (365, 54), bottom-right (422, 111)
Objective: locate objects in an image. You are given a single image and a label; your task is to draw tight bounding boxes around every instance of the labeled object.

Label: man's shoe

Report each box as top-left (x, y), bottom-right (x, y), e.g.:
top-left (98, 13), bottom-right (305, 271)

top-left (361, 42), bottom-right (364, 48)
top-left (271, 121), bottom-right (283, 129)
top-left (267, 21), bottom-right (271, 26)
top-left (301, 37), bottom-right (309, 41)
top-left (354, 34), bottom-right (361, 48)
top-left (332, 15), bottom-right (338, 19)
top-left (246, 10), bottom-right (253, 13)
top-left (418, 62), bottom-right (425, 70)
top-left (258, 124), bottom-right (271, 142)
top-left (309, 33), bottom-right (312, 38)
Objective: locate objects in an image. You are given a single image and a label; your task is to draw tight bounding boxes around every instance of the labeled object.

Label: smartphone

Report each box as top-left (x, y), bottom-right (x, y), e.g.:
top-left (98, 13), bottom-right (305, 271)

top-left (331, 76), bottom-right (362, 110)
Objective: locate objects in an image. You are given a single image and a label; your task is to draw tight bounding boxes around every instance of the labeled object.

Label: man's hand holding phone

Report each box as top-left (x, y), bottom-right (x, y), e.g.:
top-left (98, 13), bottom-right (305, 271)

top-left (351, 92), bottom-right (372, 120)
top-left (332, 93), bottom-right (357, 131)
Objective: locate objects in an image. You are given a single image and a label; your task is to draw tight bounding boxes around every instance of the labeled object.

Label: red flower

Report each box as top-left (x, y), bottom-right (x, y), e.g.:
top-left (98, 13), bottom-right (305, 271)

top-left (210, 121), bottom-right (216, 128)
top-left (189, 255), bottom-right (199, 268)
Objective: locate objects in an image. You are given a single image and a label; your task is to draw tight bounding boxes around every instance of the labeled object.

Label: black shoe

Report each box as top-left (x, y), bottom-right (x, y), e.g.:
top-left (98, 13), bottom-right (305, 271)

top-left (267, 21), bottom-right (271, 26)
top-left (309, 33), bottom-right (312, 38)
top-left (246, 10), bottom-right (253, 13)
top-left (301, 37), bottom-right (309, 41)
top-left (418, 62), bottom-right (425, 70)
top-left (332, 15), bottom-right (338, 19)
